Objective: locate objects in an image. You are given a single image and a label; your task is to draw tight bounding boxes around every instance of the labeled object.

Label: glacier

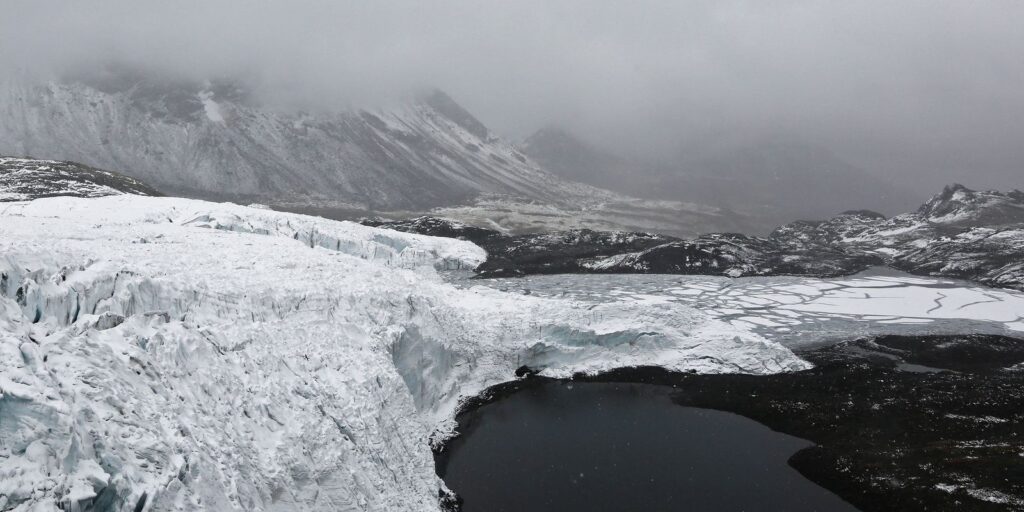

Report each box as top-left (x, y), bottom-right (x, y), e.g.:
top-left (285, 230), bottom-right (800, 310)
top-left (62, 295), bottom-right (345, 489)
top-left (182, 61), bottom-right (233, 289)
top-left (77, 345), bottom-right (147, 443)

top-left (0, 196), bottom-right (805, 512)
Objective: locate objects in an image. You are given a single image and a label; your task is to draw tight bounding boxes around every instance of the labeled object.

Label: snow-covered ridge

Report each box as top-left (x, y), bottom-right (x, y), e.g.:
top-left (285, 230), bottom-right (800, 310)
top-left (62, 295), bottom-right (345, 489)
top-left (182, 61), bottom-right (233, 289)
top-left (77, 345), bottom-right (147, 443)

top-left (0, 77), bottom-right (604, 211)
top-left (0, 75), bottom-right (754, 236)
top-left (916, 183), bottom-right (1024, 225)
top-left (762, 184), bottom-right (1024, 290)
top-left (0, 196), bottom-right (804, 511)
top-left (0, 157), bottom-right (160, 202)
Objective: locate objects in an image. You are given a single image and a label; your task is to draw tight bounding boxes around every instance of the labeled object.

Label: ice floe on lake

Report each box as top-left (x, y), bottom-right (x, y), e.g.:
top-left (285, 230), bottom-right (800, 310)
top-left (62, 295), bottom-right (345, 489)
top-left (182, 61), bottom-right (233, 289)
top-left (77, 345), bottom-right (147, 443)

top-left (465, 272), bottom-right (1024, 346)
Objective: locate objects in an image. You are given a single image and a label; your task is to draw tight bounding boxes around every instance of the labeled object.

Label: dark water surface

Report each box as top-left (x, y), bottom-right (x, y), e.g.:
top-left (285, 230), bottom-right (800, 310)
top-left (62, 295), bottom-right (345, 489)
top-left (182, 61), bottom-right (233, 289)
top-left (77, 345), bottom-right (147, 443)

top-left (438, 381), bottom-right (858, 512)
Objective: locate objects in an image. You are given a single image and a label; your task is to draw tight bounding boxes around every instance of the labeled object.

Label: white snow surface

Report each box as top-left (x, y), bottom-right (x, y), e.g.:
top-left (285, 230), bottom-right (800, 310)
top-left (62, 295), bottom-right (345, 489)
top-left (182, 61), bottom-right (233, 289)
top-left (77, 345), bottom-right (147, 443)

top-left (197, 91), bottom-right (225, 124)
top-left (0, 196), bottom-right (805, 512)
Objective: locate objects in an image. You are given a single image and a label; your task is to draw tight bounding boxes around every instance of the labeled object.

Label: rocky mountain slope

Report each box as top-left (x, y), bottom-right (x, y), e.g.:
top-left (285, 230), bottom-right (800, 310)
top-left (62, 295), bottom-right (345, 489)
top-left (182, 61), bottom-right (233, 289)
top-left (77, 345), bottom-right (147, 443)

top-left (0, 70), bottom-right (749, 236)
top-left (0, 75), bottom-right (570, 209)
top-left (774, 184), bottom-right (1024, 289)
top-left (0, 156), bottom-right (161, 201)
top-left (370, 184), bottom-right (1024, 290)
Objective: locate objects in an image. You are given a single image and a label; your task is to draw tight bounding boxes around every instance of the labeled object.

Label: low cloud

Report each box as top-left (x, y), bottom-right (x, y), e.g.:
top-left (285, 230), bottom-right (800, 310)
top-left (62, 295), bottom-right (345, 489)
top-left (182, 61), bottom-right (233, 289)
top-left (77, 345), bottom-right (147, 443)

top-left (3, 0), bottom-right (1022, 189)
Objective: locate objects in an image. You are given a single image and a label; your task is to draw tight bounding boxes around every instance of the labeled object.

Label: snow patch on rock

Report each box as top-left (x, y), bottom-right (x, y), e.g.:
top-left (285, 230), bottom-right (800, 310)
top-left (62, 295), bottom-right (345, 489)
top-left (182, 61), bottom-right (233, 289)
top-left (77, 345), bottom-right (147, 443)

top-left (197, 91), bottom-right (225, 124)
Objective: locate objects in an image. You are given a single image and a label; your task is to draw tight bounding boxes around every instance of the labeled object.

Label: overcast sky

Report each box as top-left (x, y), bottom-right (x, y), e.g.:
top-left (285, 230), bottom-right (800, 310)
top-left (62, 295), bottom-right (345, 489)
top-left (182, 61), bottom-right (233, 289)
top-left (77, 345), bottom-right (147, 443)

top-left (2, 1), bottom-right (1022, 190)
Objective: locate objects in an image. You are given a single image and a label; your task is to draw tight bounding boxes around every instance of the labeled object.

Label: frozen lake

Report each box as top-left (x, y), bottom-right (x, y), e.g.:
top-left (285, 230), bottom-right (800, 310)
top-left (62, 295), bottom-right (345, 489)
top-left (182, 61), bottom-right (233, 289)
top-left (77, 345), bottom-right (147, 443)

top-left (451, 268), bottom-right (1024, 347)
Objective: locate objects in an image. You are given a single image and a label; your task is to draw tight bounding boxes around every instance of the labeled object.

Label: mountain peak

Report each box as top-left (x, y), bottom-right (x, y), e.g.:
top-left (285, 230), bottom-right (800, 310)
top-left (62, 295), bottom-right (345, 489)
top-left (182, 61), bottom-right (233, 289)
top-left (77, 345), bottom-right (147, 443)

top-left (523, 126), bottom-right (581, 146)
top-left (918, 183), bottom-right (1024, 225)
top-left (940, 183), bottom-right (971, 196)
top-left (417, 89), bottom-right (489, 140)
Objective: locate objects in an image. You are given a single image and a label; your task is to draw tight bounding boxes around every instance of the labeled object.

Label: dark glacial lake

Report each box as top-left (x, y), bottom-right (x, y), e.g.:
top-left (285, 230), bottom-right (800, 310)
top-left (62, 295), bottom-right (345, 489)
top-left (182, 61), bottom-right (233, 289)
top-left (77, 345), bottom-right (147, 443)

top-left (438, 381), bottom-right (858, 512)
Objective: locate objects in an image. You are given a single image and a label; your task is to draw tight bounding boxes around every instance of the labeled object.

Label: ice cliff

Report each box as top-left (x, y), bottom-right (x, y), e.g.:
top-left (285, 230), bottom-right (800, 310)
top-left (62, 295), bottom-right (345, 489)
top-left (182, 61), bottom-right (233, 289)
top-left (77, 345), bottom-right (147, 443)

top-left (0, 196), bottom-right (807, 511)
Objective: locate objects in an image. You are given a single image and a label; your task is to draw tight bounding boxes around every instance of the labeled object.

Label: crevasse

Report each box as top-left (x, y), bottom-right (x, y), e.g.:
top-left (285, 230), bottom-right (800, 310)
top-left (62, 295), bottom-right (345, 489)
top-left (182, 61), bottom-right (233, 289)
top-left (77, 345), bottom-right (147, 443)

top-left (0, 196), bottom-right (807, 512)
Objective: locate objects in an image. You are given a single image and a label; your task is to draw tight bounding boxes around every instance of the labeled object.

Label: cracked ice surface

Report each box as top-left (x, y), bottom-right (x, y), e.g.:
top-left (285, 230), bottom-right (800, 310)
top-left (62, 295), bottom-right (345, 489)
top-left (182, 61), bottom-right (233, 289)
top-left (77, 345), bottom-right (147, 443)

top-left (466, 272), bottom-right (1024, 346)
top-left (0, 196), bottom-right (806, 512)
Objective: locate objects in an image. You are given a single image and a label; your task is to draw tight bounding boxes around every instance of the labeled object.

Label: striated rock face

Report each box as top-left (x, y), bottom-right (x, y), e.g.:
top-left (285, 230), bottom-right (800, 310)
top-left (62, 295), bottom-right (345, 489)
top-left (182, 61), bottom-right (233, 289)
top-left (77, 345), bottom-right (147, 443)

top-left (0, 76), bottom-right (583, 210)
top-left (0, 157), bottom-right (161, 201)
top-left (0, 195), bottom-right (805, 512)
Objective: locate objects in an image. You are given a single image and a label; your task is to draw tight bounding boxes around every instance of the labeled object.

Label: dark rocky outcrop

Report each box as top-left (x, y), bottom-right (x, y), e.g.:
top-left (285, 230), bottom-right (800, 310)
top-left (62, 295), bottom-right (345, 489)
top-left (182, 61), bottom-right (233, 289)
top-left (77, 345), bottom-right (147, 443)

top-left (0, 157), bottom-right (161, 201)
top-left (440, 334), bottom-right (1024, 512)
top-left (365, 184), bottom-right (1024, 290)
top-left (360, 216), bottom-right (501, 245)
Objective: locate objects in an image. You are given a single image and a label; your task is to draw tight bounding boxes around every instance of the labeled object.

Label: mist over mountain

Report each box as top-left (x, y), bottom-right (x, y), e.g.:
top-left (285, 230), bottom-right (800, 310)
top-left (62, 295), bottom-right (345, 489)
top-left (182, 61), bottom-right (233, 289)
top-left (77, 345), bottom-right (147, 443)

top-left (0, 68), bottom-right (758, 236)
top-left (2, 1), bottom-right (1022, 196)
top-left (0, 1), bottom-right (1018, 233)
top-left (522, 127), bottom-right (919, 226)
top-left (0, 70), bottom-right (580, 210)
top-left (521, 127), bottom-right (635, 193)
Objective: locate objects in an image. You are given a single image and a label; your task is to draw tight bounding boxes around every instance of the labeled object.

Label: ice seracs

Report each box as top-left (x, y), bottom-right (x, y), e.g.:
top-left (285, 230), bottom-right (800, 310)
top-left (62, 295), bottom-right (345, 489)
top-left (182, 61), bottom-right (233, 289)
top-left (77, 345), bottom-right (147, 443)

top-left (0, 195), bottom-right (804, 511)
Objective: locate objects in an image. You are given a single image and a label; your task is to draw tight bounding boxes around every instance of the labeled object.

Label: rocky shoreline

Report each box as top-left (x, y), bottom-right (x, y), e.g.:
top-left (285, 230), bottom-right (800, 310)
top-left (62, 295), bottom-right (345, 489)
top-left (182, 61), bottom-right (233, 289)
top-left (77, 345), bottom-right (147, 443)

top-left (435, 334), bottom-right (1024, 511)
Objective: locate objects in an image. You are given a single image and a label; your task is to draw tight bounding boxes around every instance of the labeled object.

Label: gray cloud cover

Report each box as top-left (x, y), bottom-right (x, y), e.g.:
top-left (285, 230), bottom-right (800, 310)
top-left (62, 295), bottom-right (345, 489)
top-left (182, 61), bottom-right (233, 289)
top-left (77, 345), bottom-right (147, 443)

top-left (2, 1), bottom-right (1022, 190)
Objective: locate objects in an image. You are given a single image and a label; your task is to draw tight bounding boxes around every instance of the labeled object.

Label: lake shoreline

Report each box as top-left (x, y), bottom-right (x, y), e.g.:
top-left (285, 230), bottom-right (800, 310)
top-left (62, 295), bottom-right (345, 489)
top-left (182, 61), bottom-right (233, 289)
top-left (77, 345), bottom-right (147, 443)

top-left (435, 334), bottom-right (1024, 511)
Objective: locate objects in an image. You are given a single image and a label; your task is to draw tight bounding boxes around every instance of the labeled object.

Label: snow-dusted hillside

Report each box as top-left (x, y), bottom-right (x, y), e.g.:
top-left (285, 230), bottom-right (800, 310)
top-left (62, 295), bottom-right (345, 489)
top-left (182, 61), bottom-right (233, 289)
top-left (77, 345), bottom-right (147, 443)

top-left (0, 196), bottom-right (803, 511)
top-left (914, 183), bottom-right (1024, 226)
top-left (772, 184), bottom-right (1024, 289)
top-left (0, 73), bottom-right (750, 236)
top-left (0, 157), bottom-right (161, 202)
top-left (378, 184), bottom-right (1024, 289)
top-left (0, 77), bottom-right (575, 209)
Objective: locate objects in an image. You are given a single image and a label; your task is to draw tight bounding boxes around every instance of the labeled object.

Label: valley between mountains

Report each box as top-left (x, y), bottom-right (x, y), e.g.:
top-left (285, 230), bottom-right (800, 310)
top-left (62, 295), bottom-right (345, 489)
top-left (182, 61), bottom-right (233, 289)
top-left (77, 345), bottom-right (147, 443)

top-left (1, 94), bottom-right (1022, 512)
